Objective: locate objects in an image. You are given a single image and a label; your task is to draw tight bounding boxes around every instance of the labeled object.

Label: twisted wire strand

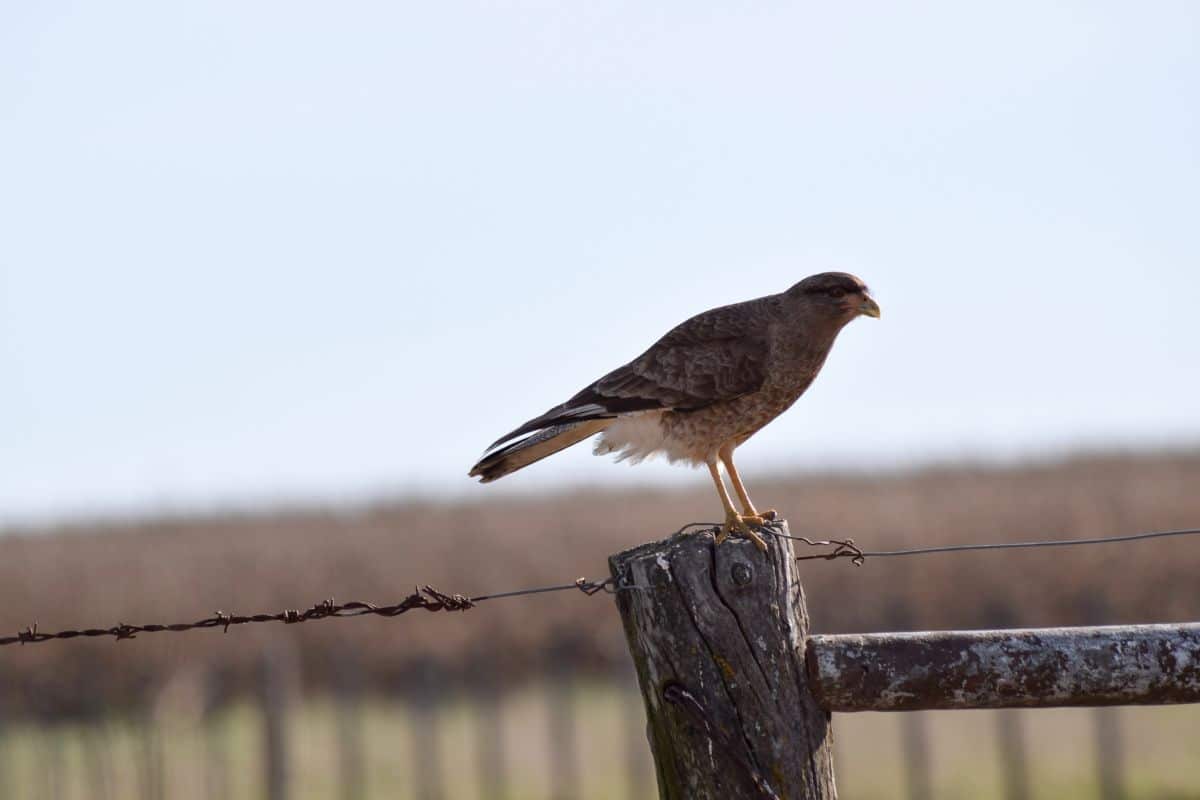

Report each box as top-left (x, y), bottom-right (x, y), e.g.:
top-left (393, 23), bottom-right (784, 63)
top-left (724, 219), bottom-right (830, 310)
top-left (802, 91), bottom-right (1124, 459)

top-left (0, 578), bottom-right (613, 648)
top-left (5, 524), bottom-right (1197, 647)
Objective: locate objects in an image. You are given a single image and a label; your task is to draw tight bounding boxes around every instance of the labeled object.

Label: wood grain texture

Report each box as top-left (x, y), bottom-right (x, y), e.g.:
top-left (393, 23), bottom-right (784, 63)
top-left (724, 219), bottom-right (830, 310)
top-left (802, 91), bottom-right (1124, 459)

top-left (610, 522), bottom-right (836, 800)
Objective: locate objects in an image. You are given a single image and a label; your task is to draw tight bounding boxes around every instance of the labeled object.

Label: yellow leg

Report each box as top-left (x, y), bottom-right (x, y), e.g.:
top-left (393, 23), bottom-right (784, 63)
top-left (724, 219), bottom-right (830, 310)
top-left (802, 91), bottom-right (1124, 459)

top-left (707, 460), bottom-right (767, 552)
top-left (719, 447), bottom-right (776, 523)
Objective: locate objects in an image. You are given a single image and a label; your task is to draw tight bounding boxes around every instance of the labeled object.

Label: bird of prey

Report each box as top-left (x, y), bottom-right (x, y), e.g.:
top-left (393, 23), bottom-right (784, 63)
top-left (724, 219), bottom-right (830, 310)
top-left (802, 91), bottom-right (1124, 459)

top-left (469, 272), bottom-right (880, 550)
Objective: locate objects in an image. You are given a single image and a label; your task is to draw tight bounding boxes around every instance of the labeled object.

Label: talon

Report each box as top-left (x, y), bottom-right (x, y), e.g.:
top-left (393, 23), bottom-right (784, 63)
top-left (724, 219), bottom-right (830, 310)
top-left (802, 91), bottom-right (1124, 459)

top-left (744, 528), bottom-right (768, 551)
top-left (759, 509), bottom-right (778, 521)
top-left (720, 511), bottom-right (769, 552)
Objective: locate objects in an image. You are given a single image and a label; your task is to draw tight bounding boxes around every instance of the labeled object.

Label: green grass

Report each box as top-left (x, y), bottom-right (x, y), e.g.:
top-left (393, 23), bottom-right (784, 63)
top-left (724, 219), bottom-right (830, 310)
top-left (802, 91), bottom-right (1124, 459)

top-left (1, 684), bottom-right (1197, 799)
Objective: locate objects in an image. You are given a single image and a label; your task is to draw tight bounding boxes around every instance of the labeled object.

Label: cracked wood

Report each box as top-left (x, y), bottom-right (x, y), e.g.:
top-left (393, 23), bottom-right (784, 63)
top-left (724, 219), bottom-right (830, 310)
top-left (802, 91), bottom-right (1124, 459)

top-left (610, 523), bottom-right (836, 800)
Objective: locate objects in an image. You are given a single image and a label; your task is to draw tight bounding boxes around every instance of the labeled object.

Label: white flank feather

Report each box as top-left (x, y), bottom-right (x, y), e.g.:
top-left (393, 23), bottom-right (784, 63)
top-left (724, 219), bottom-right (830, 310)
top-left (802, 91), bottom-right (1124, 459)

top-left (593, 411), bottom-right (694, 465)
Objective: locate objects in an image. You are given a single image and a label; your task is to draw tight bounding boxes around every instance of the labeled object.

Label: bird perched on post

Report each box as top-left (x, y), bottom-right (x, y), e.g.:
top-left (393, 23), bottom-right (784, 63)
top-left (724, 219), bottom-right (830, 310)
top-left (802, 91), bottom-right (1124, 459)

top-left (469, 272), bottom-right (880, 550)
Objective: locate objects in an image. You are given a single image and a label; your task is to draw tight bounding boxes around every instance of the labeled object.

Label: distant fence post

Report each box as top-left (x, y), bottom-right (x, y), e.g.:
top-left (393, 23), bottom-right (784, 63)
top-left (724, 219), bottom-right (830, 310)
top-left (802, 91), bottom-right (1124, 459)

top-left (994, 710), bottom-right (1031, 800)
top-left (546, 636), bottom-right (581, 800)
top-left (470, 653), bottom-right (508, 800)
top-left (0, 693), bottom-right (8, 800)
top-left (135, 702), bottom-right (164, 800)
top-left (1084, 598), bottom-right (1126, 800)
top-left (407, 657), bottom-right (445, 800)
top-left (988, 604), bottom-right (1030, 800)
top-left (1094, 707), bottom-right (1126, 800)
top-left (81, 715), bottom-right (113, 800)
top-left (334, 653), bottom-right (366, 800)
top-left (204, 667), bottom-right (231, 800)
top-left (610, 522), bottom-right (837, 800)
top-left (41, 720), bottom-right (65, 800)
top-left (887, 603), bottom-right (933, 800)
top-left (259, 642), bottom-right (299, 800)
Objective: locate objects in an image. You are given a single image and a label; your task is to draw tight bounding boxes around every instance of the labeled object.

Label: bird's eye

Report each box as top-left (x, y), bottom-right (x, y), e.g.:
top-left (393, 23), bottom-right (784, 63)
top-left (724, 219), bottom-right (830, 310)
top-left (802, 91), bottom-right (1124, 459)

top-left (828, 288), bottom-right (845, 299)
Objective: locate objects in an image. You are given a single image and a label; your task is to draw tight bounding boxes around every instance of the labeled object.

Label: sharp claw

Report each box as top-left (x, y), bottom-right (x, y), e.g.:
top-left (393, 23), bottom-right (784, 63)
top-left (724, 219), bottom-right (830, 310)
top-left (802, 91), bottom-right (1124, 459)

top-left (745, 527), bottom-right (768, 552)
top-left (720, 512), bottom-right (770, 551)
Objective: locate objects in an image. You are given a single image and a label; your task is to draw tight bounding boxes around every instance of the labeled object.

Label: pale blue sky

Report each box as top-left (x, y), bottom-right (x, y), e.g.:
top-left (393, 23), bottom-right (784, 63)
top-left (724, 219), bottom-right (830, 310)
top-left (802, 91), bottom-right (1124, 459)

top-left (2, 2), bottom-right (1197, 525)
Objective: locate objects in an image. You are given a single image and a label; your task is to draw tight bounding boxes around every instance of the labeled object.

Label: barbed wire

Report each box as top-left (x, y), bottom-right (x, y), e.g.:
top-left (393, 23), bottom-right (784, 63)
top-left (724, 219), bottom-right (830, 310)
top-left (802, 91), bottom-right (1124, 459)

top-left (0, 578), bottom-right (614, 649)
top-left (5, 523), bottom-right (1198, 648)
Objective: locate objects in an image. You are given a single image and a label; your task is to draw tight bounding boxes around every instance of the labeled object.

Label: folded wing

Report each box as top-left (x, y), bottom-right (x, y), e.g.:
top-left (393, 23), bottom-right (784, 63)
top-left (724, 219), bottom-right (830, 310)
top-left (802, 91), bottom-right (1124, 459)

top-left (469, 298), bottom-right (772, 481)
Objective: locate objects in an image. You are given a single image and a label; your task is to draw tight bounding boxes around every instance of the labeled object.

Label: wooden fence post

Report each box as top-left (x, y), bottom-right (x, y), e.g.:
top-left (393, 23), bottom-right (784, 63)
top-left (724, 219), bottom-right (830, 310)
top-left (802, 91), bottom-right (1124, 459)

top-left (334, 653), bottom-right (367, 800)
top-left (1085, 598), bottom-right (1126, 800)
top-left (546, 636), bottom-right (581, 800)
top-left (471, 661), bottom-right (508, 800)
top-left (41, 721), bottom-right (65, 800)
top-left (204, 668), bottom-right (231, 800)
top-left (81, 719), bottom-right (113, 800)
top-left (407, 658), bottom-right (444, 800)
top-left (886, 604), bottom-right (933, 800)
top-left (136, 706), bottom-right (164, 800)
top-left (1093, 707), bottom-right (1126, 800)
top-left (0, 693), bottom-right (8, 800)
top-left (260, 643), bottom-right (299, 800)
top-left (988, 605), bottom-right (1030, 800)
top-left (610, 522), bottom-right (837, 800)
top-left (994, 711), bottom-right (1031, 800)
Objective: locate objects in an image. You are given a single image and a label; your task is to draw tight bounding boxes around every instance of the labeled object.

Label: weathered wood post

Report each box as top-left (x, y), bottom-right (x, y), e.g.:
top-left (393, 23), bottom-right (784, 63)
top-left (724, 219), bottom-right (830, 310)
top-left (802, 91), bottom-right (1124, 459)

top-left (0, 692), bottom-right (9, 800)
top-left (259, 642), bottom-right (299, 800)
top-left (886, 603), bottom-right (933, 800)
top-left (333, 653), bottom-right (366, 800)
top-left (610, 521), bottom-right (836, 800)
top-left (203, 668), bottom-right (231, 800)
top-left (545, 635), bottom-right (581, 800)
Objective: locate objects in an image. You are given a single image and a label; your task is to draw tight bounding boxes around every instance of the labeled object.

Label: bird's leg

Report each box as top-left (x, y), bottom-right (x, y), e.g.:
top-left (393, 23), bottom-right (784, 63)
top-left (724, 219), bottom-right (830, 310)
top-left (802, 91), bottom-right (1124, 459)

top-left (707, 460), bottom-right (767, 552)
top-left (719, 448), bottom-right (776, 525)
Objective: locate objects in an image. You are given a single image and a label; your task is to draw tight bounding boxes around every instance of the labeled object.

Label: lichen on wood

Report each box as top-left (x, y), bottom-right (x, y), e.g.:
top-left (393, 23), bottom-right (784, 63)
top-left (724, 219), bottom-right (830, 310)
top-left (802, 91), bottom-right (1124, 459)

top-left (807, 624), bottom-right (1200, 712)
top-left (610, 522), bottom-right (836, 800)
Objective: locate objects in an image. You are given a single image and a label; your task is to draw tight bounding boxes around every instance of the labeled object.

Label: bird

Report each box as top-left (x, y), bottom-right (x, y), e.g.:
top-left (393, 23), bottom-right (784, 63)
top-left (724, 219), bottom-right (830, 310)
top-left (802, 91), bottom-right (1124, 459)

top-left (469, 272), bottom-right (880, 550)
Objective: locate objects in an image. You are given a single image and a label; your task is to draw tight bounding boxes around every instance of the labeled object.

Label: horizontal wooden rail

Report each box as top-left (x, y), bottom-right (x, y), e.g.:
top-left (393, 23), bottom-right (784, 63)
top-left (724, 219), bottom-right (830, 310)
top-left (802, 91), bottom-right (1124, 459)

top-left (806, 623), bottom-right (1200, 712)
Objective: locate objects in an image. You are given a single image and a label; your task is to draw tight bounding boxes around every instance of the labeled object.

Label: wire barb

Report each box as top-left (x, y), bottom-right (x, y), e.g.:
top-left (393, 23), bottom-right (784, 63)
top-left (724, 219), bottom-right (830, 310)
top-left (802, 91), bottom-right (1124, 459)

top-left (760, 525), bottom-right (868, 566)
top-left (0, 579), bottom-right (610, 648)
top-left (3, 525), bottom-right (1196, 648)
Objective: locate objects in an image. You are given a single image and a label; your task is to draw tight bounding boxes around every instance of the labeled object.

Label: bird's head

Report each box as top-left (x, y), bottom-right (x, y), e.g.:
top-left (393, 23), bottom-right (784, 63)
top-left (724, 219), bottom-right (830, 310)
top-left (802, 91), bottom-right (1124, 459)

top-left (786, 272), bottom-right (881, 322)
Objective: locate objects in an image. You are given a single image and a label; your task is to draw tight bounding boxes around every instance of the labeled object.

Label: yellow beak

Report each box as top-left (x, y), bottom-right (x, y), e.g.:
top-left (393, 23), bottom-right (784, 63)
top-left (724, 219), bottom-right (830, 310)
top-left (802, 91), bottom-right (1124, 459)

top-left (859, 294), bottom-right (881, 319)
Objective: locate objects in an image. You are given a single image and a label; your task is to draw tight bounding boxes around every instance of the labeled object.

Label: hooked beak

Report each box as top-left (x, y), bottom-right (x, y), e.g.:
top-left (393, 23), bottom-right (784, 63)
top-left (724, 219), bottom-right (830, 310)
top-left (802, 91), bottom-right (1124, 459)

top-left (859, 294), bottom-right (881, 319)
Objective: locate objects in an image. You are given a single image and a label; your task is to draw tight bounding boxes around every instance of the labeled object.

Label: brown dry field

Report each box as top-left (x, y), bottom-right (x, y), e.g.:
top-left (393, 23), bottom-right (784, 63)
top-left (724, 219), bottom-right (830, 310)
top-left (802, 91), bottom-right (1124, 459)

top-left (2, 450), bottom-right (1199, 715)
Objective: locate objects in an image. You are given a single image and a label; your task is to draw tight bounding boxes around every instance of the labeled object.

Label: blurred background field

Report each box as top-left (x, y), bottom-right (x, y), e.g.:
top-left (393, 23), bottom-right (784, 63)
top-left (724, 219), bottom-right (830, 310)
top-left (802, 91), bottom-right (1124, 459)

top-left (1, 694), bottom-right (1199, 799)
top-left (4, 3), bottom-right (1199, 797)
top-left (2, 451), bottom-right (1199, 798)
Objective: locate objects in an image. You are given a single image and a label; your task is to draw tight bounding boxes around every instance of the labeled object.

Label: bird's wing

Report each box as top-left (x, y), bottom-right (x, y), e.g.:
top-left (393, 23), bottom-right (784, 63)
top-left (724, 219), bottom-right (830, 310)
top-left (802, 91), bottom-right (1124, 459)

top-left (593, 314), bottom-right (769, 409)
top-left (483, 299), bottom-right (771, 451)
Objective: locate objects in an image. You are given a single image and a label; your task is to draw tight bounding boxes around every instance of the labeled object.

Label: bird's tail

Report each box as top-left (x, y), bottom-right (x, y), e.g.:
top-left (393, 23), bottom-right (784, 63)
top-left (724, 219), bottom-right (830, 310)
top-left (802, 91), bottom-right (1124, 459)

top-left (469, 419), bottom-right (613, 483)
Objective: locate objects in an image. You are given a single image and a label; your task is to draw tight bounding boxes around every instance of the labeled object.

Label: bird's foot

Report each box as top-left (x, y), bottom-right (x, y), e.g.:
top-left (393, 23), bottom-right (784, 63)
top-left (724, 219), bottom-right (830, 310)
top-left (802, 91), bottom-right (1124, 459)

top-left (735, 509), bottom-right (778, 529)
top-left (716, 510), bottom-right (769, 552)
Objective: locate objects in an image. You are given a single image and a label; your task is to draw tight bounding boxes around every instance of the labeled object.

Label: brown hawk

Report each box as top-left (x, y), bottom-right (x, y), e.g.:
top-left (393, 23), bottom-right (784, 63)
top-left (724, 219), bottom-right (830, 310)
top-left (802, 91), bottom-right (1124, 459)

top-left (469, 272), bottom-right (880, 549)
